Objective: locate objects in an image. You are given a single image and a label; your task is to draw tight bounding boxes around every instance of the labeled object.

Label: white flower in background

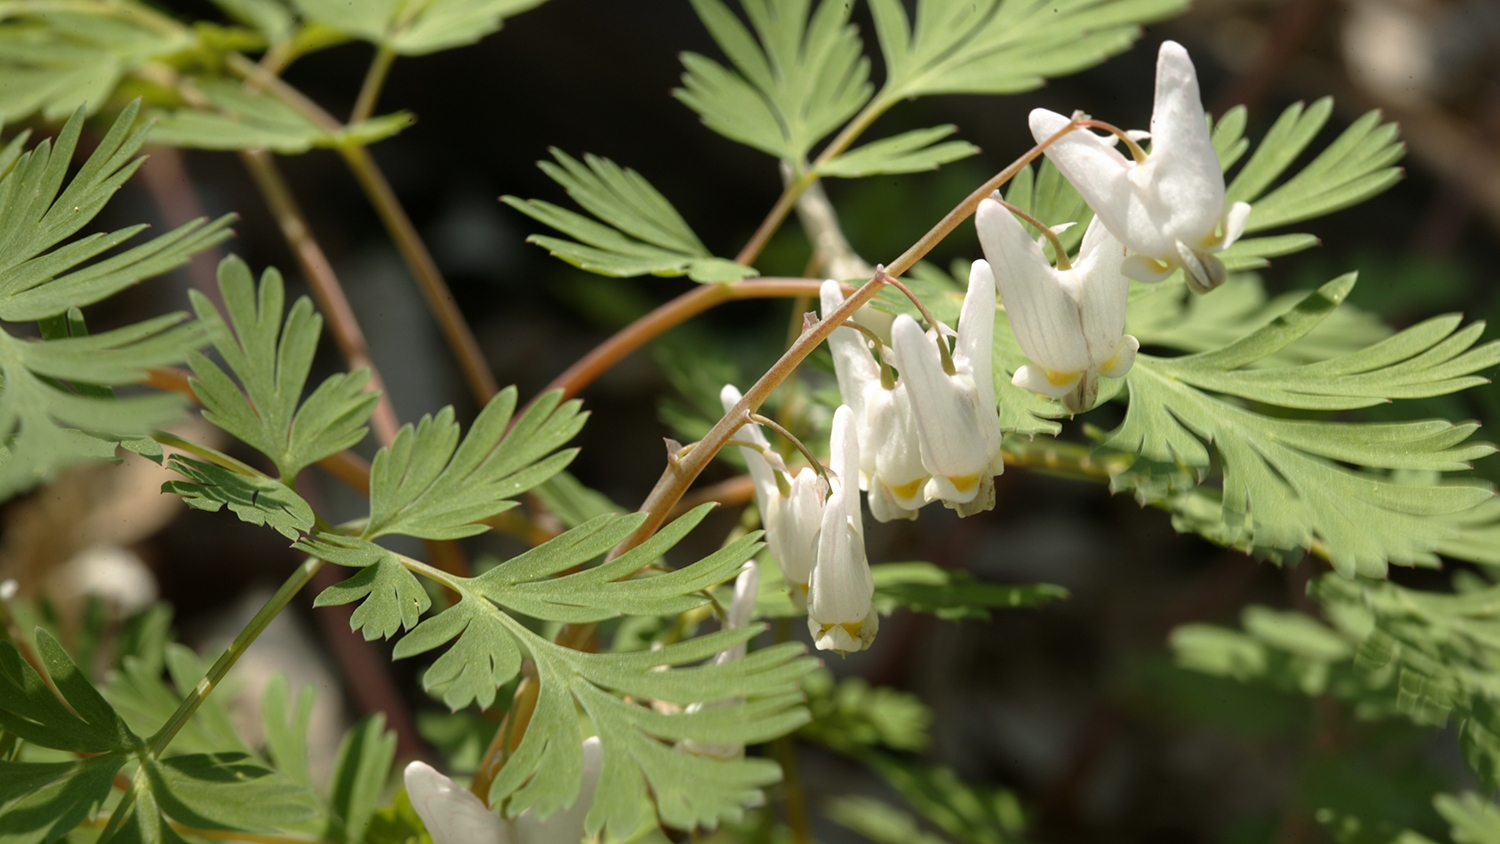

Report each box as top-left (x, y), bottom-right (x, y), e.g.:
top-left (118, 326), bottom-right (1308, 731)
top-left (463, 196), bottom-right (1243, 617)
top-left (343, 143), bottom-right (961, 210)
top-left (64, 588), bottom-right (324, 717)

top-left (405, 736), bottom-right (602, 844)
top-left (679, 561), bottom-right (760, 759)
top-left (977, 204), bottom-right (1138, 413)
top-left (720, 385), bottom-right (823, 610)
top-left (807, 405), bottom-right (878, 654)
top-left (820, 280), bottom-right (929, 522)
top-left (889, 263), bottom-right (1003, 516)
top-left (1029, 40), bottom-right (1251, 294)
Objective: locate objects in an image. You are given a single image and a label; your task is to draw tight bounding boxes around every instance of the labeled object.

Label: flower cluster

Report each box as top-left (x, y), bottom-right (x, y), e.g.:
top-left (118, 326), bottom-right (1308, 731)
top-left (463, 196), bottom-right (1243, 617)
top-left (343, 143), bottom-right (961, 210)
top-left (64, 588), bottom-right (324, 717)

top-left (739, 41), bottom-right (1242, 656)
top-left (989, 39), bottom-right (1246, 411)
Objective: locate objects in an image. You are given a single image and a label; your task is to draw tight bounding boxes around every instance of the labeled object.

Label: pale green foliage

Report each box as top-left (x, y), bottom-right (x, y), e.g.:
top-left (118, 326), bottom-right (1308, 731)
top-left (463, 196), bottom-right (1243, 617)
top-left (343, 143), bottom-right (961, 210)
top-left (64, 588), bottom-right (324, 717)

top-left (162, 455), bottom-right (317, 540)
top-left (290, 0), bottom-right (550, 55)
top-left (676, 0), bottom-right (871, 161)
top-left (827, 796), bottom-right (951, 844)
top-left (0, 632), bottom-right (319, 844)
top-left (815, 125), bottom-right (980, 178)
top-left (364, 387), bottom-right (585, 540)
top-left (799, 670), bottom-right (932, 753)
top-left (1105, 275), bottom-right (1498, 577)
top-left (309, 505), bottom-right (816, 834)
top-left (870, 0), bottom-right (1182, 99)
top-left (0, 10), bottom-right (193, 121)
top-left (869, 0), bottom-right (1187, 99)
top-left (149, 81), bottom-right (413, 153)
top-left (503, 150), bottom-right (758, 282)
top-left (0, 103), bottom-right (233, 500)
top-left (188, 257), bottom-right (378, 482)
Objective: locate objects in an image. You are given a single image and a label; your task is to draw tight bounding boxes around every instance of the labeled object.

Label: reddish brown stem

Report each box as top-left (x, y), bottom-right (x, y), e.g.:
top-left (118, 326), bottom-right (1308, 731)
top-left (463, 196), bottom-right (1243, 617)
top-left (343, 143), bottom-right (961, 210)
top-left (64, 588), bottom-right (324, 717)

top-left (540, 278), bottom-right (831, 402)
top-left (239, 148), bottom-right (401, 447)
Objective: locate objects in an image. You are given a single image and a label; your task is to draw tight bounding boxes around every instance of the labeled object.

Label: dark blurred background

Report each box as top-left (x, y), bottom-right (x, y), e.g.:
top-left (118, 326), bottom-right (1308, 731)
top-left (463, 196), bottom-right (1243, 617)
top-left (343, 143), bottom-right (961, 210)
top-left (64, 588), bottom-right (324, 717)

top-left (6, 1), bottom-right (1500, 842)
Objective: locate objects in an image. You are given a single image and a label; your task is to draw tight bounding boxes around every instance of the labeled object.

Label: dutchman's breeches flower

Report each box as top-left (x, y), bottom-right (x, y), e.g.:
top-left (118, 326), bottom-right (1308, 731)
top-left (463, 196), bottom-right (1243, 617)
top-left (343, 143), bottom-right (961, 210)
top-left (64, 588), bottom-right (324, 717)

top-left (1029, 40), bottom-right (1251, 295)
top-left (807, 405), bottom-right (878, 654)
top-left (720, 385), bottom-right (822, 610)
top-left (405, 737), bottom-right (602, 844)
top-left (889, 262), bottom-right (1004, 516)
top-left (820, 280), bottom-right (929, 522)
top-left (977, 204), bottom-right (1138, 413)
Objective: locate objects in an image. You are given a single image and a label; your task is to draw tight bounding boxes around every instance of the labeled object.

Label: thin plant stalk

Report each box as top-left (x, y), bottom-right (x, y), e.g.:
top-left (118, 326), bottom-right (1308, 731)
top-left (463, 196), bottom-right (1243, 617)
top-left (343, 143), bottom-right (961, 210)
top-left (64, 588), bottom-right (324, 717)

top-left (350, 44), bottom-right (397, 124)
top-left (240, 148), bottom-right (402, 446)
top-left (147, 557), bottom-right (324, 756)
top-left (538, 278), bottom-right (832, 403)
top-left (225, 53), bottom-right (500, 405)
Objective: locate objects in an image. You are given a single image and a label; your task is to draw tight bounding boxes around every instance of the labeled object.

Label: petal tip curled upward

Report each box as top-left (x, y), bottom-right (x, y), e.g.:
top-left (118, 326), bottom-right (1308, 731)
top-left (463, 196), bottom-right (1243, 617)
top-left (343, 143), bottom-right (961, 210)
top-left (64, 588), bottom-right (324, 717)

top-left (1032, 40), bottom-right (1247, 296)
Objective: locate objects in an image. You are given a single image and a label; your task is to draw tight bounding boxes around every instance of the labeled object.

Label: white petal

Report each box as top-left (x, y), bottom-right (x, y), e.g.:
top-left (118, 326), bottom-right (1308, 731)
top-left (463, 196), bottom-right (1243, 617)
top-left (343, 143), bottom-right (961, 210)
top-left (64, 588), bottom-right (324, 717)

top-left (1120, 254), bottom-right (1175, 284)
top-left (766, 467), bottom-right (822, 589)
top-left (867, 481), bottom-right (921, 523)
top-left (808, 495), bottom-right (872, 628)
top-left (1012, 364), bottom-right (1081, 398)
top-left (513, 737), bottom-right (602, 844)
top-left (828, 405), bottom-right (862, 531)
top-left (1145, 41), bottom-right (1227, 252)
top-left (976, 201), bottom-right (1091, 375)
top-left (1030, 109), bottom-right (1140, 255)
top-left (1072, 218), bottom-right (1131, 368)
top-left (891, 316), bottom-right (992, 494)
top-left (1221, 201), bottom-right (1252, 249)
top-left (821, 280), bottom-right (880, 444)
top-left (726, 561), bottom-right (759, 630)
top-left (956, 259), bottom-right (998, 414)
top-left (1099, 334), bottom-right (1140, 379)
top-left (866, 382), bottom-right (929, 512)
top-left (404, 762), bottom-right (508, 844)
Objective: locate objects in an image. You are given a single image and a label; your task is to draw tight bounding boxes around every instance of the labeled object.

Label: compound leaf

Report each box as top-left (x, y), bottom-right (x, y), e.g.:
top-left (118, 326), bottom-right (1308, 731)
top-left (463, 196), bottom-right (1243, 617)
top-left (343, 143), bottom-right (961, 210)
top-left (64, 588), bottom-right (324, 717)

top-left (364, 387), bottom-right (585, 541)
top-left (305, 537), bottom-right (432, 641)
top-left (502, 150), bottom-right (756, 282)
top-left (817, 125), bottom-right (979, 178)
top-left (1102, 275), bottom-right (1498, 578)
top-left (149, 81), bottom-right (413, 154)
top-left (869, 0), bottom-right (1188, 100)
top-left (188, 256), bottom-right (378, 481)
top-left (290, 0), bottom-right (549, 55)
top-left (676, 0), bottom-right (871, 162)
top-left (162, 455), bottom-right (316, 541)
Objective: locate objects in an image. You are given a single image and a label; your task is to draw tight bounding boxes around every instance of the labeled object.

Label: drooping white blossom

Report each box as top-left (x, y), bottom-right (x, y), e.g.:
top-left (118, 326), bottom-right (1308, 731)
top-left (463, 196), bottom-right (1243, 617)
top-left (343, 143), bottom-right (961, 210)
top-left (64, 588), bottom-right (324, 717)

top-left (1029, 40), bottom-right (1251, 294)
top-left (807, 405), bottom-right (878, 654)
top-left (820, 279), bottom-right (928, 522)
top-left (679, 561), bottom-right (760, 759)
top-left (405, 737), bottom-right (602, 844)
top-left (720, 385), bottom-right (823, 609)
top-left (888, 263), bottom-right (1003, 516)
top-left (977, 204), bottom-right (1138, 413)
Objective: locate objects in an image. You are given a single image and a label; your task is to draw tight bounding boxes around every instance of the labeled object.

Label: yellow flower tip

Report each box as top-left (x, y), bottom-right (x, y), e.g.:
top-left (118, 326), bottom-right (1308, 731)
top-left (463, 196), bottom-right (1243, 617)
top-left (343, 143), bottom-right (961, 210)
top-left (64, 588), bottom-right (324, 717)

top-left (889, 477), bottom-right (925, 501)
top-left (947, 473), bottom-right (982, 495)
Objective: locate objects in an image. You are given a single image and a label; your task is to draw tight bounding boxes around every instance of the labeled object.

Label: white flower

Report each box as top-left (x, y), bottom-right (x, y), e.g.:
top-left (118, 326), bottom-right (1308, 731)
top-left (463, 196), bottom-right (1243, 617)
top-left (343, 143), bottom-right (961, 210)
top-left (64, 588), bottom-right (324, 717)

top-left (1029, 40), bottom-right (1251, 294)
top-left (888, 263), bottom-right (1003, 516)
top-left (720, 385), bottom-right (823, 610)
top-left (976, 205), bottom-right (1139, 413)
top-left (679, 561), bottom-right (760, 759)
top-left (405, 736), bottom-right (602, 844)
top-left (807, 405), bottom-right (878, 654)
top-left (820, 280), bottom-right (928, 522)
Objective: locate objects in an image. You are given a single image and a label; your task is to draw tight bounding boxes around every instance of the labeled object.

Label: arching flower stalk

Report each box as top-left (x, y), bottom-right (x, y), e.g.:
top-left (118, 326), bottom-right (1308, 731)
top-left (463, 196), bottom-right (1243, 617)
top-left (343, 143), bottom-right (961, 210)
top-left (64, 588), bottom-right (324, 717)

top-left (977, 201), bottom-right (1138, 413)
top-left (1029, 40), bottom-right (1251, 294)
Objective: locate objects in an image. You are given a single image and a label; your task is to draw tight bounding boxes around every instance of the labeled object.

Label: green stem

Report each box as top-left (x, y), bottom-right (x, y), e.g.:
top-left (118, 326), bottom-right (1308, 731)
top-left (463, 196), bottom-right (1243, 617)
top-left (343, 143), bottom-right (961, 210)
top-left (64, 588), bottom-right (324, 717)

top-left (733, 94), bottom-right (898, 268)
top-left (152, 431), bottom-right (268, 479)
top-left (146, 557), bottom-right (324, 757)
top-left (350, 45), bottom-right (397, 124)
